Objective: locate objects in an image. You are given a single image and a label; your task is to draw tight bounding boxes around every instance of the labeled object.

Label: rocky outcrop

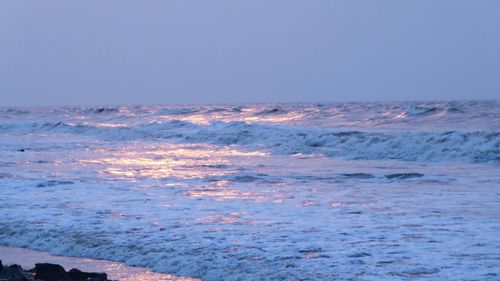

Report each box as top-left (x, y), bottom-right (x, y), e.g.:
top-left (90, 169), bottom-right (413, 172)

top-left (0, 260), bottom-right (114, 281)
top-left (0, 263), bottom-right (32, 281)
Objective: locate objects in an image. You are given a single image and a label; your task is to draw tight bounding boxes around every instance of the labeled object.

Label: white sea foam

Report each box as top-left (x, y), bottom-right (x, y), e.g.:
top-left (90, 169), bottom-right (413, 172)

top-left (0, 120), bottom-right (498, 162)
top-left (0, 101), bottom-right (499, 280)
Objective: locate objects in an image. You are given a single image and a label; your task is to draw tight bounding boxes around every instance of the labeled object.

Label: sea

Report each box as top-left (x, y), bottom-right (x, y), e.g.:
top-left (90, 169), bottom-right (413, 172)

top-left (0, 101), bottom-right (499, 280)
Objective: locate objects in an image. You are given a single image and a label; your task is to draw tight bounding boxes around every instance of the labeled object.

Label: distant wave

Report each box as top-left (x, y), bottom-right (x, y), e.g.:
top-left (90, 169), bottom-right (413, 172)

top-left (79, 107), bottom-right (121, 114)
top-left (403, 105), bottom-right (466, 117)
top-left (2, 108), bottom-right (32, 115)
top-left (154, 108), bottom-right (199, 116)
top-left (256, 107), bottom-right (288, 115)
top-left (405, 106), bottom-right (442, 116)
top-left (1, 120), bottom-right (498, 163)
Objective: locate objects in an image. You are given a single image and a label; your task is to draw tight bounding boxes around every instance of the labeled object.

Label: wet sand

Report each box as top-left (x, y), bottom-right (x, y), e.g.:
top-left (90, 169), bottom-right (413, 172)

top-left (0, 246), bottom-right (200, 281)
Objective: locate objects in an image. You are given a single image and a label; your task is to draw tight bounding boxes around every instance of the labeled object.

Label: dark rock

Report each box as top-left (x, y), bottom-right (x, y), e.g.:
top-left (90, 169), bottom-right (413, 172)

top-left (34, 263), bottom-right (71, 281)
top-left (0, 264), bottom-right (32, 281)
top-left (17, 149), bottom-right (25, 152)
top-left (89, 272), bottom-right (108, 280)
top-left (68, 268), bottom-right (107, 281)
top-left (0, 261), bottom-right (112, 281)
top-left (67, 269), bottom-right (87, 281)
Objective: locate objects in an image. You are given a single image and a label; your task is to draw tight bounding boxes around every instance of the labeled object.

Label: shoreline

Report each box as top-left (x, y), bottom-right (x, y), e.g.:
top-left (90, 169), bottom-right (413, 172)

top-left (0, 246), bottom-right (199, 281)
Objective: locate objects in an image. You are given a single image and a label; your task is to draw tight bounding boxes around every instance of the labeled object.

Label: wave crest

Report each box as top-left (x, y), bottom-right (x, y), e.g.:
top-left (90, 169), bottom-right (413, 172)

top-left (1, 120), bottom-right (498, 163)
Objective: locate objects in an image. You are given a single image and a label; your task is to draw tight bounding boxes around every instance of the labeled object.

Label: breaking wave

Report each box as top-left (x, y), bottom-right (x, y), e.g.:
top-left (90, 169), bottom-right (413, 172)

top-left (405, 106), bottom-right (442, 116)
top-left (1, 120), bottom-right (498, 163)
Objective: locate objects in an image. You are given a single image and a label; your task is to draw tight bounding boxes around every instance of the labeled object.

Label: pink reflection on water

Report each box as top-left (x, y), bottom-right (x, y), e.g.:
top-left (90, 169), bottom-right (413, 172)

top-left (81, 144), bottom-right (268, 181)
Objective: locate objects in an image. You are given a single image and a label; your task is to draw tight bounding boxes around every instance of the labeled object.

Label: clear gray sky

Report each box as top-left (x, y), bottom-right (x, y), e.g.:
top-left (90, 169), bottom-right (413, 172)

top-left (1, 1), bottom-right (499, 106)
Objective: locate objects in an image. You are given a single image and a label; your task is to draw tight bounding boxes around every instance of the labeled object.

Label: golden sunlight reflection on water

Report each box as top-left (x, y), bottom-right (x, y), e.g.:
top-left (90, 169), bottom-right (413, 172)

top-left (154, 107), bottom-right (305, 125)
top-left (185, 180), bottom-right (265, 201)
top-left (81, 144), bottom-right (268, 181)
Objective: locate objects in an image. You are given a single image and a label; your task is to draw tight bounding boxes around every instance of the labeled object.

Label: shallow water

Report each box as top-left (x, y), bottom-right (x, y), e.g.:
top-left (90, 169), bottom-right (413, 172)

top-left (0, 101), bottom-right (499, 280)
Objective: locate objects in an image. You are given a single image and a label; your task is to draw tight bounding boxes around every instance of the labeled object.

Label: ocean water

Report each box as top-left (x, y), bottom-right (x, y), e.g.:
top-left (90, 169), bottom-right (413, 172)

top-left (0, 101), bottom-right (499, 280)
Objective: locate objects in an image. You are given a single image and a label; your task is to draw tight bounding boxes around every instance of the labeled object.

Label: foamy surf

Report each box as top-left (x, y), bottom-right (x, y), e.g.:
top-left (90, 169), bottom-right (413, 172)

top-left (0, 101), bottom-right (499, 280)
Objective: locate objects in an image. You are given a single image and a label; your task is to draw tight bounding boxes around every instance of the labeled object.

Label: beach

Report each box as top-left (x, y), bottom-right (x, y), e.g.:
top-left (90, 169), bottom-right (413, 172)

top-left (0, 246), bottom-right (197, 281)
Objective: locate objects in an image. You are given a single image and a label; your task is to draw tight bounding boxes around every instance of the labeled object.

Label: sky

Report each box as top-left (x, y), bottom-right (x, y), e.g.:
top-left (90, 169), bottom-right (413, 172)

top-left (1, 1), bottom-right (499, 106)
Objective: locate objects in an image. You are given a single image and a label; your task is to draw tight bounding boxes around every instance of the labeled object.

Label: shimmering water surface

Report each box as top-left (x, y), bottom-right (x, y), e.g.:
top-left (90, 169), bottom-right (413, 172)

top-left (0, 101), bottom-right (499, 280)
